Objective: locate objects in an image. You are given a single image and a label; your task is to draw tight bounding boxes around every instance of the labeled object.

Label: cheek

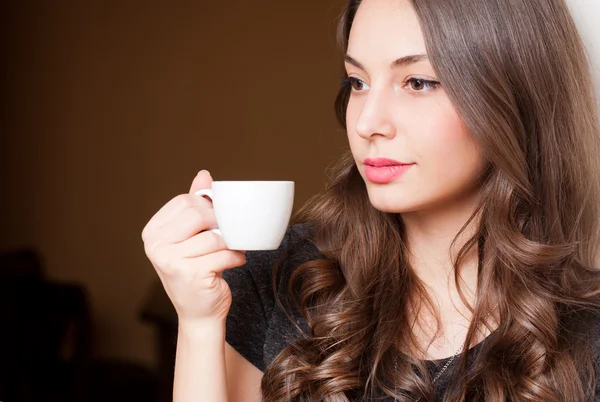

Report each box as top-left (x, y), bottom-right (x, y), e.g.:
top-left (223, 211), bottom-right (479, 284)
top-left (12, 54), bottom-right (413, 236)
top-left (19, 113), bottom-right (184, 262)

top-left (413, 103), bottom-right (483, 184)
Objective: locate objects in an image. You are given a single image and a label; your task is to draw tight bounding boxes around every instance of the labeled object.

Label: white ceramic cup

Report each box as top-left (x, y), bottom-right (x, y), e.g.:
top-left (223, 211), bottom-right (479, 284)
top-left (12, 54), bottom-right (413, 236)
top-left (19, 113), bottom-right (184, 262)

top-left (195, 181), bottom-right (294, 251)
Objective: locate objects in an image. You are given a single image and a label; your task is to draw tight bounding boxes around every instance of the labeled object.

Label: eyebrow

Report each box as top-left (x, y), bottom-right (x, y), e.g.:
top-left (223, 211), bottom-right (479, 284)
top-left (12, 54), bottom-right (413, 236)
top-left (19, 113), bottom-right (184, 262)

top-left (344, 53), bottom-right (429, 70)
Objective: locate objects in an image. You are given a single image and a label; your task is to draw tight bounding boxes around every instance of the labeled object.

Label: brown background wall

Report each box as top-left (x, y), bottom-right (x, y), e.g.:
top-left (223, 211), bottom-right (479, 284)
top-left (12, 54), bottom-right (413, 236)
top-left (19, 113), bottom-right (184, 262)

top-left (1, 0), bottom-right (348, 369)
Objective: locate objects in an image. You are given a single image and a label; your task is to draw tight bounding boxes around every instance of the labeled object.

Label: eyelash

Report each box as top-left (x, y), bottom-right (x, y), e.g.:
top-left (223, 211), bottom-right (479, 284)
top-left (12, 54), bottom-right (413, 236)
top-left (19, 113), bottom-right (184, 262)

top-left (342, 77), bottom-right (441, 94)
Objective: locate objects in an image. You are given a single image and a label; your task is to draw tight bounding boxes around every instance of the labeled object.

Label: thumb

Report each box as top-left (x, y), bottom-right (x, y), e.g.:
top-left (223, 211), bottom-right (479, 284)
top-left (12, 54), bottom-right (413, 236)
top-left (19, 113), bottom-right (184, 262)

top-left (189, 170), bottom-right (214, 194)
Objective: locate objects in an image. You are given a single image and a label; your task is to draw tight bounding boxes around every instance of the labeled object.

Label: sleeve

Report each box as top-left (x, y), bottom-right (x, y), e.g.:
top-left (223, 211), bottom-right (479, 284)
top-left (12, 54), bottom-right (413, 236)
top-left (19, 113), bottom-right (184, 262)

top-left (223, 224), bottom-right (318, 372)
top-left (222, 231), bottom-right (293, 372)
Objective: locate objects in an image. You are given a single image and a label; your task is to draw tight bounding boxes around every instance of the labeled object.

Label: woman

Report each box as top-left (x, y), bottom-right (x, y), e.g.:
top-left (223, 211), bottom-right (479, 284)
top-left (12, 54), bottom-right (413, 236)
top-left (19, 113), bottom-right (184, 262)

top-left (142, 0), bottom-right (600, 400)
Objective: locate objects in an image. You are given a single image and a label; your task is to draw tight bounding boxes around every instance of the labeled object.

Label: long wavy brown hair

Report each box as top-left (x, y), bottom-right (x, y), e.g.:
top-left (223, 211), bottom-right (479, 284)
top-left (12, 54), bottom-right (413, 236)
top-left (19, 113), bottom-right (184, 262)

top-left (261, 0), bottom-right (600, 400)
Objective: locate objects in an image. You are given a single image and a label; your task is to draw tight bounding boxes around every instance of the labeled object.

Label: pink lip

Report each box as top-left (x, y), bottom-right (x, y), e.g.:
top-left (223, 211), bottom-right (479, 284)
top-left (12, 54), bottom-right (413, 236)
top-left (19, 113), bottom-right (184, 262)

top-left (363, 158), bottom-right (415, 183)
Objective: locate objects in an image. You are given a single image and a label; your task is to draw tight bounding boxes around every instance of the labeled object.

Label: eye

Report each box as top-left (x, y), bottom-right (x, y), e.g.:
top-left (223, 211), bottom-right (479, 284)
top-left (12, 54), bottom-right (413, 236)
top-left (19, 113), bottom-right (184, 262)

top-left (405, 78), bottom-right (440, 92)
top-left (346, 77), bottom-right (370, 93)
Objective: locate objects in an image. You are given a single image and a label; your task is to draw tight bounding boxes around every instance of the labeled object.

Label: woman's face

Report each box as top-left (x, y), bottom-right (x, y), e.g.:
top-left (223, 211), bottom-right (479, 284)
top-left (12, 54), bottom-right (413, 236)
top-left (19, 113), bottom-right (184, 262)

top-left (346, 0), bottom-right (485, 214)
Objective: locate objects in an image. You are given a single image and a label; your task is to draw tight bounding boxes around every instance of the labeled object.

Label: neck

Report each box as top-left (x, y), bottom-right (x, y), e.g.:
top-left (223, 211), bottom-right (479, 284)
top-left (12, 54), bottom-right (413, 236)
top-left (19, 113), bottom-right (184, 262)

top-left (401, 193), bottom-right (482, 307)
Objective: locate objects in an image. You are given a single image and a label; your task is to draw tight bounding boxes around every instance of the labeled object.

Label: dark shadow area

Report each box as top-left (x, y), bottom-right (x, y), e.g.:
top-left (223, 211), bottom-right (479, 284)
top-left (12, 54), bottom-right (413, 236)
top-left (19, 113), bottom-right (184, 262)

top-left (0, 248), bottom-right (158, 402)
top-left (0, 0), bottom-right (347, 400)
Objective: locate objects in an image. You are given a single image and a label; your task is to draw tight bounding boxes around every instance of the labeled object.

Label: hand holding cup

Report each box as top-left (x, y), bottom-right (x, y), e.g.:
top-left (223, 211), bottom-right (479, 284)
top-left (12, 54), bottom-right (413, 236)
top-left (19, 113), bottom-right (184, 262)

top-left (142, 171), bottom-right (294, 327)
top-left (142, 171), bottom-right (246, 325)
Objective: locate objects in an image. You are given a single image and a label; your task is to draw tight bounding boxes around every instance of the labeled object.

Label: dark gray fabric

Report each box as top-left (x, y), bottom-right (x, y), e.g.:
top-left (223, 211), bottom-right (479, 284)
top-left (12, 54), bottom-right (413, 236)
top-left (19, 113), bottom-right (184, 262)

top-left (223, 224), bottom-right (313, 372)
top-left (223, 224), bottom-right (600, 400)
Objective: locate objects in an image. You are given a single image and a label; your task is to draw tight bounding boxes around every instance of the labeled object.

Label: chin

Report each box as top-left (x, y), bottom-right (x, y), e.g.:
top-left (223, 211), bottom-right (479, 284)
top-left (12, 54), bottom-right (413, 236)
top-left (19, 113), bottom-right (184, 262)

top-left (368, 199), bottom-right (423, 214)
top-left (364, 185), bottom-right (423, 214)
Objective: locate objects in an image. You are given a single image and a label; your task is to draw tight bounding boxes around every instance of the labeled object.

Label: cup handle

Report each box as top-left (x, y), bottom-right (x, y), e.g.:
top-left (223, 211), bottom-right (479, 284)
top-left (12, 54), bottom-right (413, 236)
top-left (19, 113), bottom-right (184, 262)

top-left (194, 189), bottom-right (221, 236)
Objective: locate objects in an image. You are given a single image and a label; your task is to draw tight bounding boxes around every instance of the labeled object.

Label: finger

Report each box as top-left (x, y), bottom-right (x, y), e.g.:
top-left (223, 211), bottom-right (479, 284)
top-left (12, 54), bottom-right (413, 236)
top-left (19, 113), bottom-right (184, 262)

top-left (190, 170), bottom-right (214, 195)
top-left (157, 203), bottom-right (218, 245)
top-left (143, 169), bottom-right (213, 239)
top-left (187, 249), bottom-right (247, 275)
top-left (143, 193), bottom-right (213, 241)
top-left (173, 230), bottom-right (228, 258)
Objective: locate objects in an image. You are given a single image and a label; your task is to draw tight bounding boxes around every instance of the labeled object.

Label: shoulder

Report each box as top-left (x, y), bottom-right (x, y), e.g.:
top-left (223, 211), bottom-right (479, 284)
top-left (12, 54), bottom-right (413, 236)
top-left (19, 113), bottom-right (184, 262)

top-left (560, 305), bottom-right (600, 359)
top-left (242, 223), bottom-right (320, 282)
top-left (583, 308), bottom-right (600, 358)
top-left (568, 306), bottom-right (600, 399)
top-left (222, 223), bottom-right (321, 370)
top-left (223, 223), bottom-right (321, 309)
top-left (561, 305), bottom-right (600, 334)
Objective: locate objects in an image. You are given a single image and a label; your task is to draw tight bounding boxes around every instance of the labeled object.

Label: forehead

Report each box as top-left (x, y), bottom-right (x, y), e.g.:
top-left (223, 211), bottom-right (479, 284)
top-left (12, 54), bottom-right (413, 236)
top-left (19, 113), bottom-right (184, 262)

top-left (347, 0), bottom-right (427, 62)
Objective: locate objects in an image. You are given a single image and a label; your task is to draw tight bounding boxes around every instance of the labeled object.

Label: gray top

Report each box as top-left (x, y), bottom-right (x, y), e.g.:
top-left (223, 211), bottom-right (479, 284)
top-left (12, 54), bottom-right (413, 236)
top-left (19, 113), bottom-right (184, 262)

top-left (223, 225), bottom-right (600, 400)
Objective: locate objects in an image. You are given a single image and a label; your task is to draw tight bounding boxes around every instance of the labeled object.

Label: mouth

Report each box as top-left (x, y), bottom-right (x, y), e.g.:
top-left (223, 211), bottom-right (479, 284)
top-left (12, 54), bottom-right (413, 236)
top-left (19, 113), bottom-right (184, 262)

top-left (363, 158), bottom-right (414, 167)
top-left (363, 158), bottom-right (415, 183)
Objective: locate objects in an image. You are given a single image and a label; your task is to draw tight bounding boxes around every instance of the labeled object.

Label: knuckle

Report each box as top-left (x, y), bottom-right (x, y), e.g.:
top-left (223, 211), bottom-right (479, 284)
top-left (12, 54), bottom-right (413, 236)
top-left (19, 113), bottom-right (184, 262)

top-left (174, 193), bottom-right (195, 209)
top-left (206, 231), bottom-right (224, 251)
top-left (161, 261), bottom-right (180, 278)
top-left (190, 207), bottom-right (206, 227)
top-left (222, 251), bottom-right (246, 268)
top-left (143, 239), bottom-right (158, 259)
top-left (152, 246), bottom-right (175, 274)
top-left (141, 223), bottom-right (153, 243)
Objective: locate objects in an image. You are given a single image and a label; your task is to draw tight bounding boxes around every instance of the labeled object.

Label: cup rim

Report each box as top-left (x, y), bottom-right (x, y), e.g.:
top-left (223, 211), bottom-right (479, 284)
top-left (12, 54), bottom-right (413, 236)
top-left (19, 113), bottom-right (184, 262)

top-left (212, 180), bottom-right (294, 184)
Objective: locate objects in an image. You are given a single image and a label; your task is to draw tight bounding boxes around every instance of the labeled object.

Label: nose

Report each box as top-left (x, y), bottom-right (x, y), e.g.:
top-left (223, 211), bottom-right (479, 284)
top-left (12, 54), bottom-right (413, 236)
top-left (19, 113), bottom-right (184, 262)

top-left (354, 87), bottom-right (396, 140)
